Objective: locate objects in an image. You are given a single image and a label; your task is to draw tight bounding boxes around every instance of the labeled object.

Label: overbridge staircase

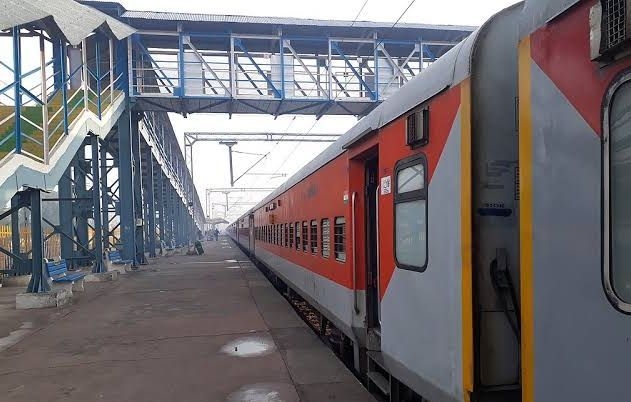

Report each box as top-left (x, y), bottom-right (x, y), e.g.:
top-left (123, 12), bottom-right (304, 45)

top-left (0, 89), bottom-right (126, 206)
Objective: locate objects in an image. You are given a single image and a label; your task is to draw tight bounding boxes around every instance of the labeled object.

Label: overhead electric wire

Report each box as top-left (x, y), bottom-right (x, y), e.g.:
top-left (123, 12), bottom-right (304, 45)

top-left (227, 0), bottom-right (411, 217)
top-left (350, 0), bottom-right (370, 27)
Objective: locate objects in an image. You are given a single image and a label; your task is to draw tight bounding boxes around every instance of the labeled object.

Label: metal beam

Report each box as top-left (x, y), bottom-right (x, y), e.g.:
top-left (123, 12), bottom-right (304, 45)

top-left (25, 189), bottom-right (50, 293)
top-left (185, 132), bottom-right (340, 143)
top-left (90, 135), bottom-right (105, 273)
top-left (118, 108), bottom-right (136, 263)
top-left (145, 148), bottom-right (157, 258)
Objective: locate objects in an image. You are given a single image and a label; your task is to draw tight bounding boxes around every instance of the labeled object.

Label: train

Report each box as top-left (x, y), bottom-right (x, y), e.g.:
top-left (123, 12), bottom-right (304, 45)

top-left (227, 0), bottom-right (631, 401)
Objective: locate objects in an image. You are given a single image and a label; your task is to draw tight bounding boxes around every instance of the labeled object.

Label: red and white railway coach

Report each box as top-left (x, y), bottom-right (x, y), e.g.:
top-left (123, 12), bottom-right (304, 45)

top-left (519, 0), bottom-right (631, 401)
top-left (227, 0), bottom-right (631, 401)
top-left (229, 2), bottom-right (523, 399)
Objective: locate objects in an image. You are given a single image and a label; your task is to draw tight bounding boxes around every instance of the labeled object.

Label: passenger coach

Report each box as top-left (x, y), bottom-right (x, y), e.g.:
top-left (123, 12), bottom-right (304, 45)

top-left (229, 1), bottom-right (631, 401)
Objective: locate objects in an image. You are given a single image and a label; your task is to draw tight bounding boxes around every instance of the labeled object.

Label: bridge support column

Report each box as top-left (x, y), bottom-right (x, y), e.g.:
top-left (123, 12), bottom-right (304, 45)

top-left (132, 115), bottom-right (146, 264)
top-left (145, 148), bottom-right (157, 258)
top-left (117, 109), bottom-right (136, 264)
top-left (90, 135), bottom-right (105, 273)
top-left (74, 143), bottom-right (91, 266)
top-left (177, 199), bottom-right (184, 247)
top-left (59, 166), bottom-right (74, 265)
top-left (100, 140), bottom-right (111, 252)
top-left (25, 189), bottom-right (50, 293)
top-left (165, 183), bottom-right (174, 248)
top-left (156, 168), bottom-right (165, 255)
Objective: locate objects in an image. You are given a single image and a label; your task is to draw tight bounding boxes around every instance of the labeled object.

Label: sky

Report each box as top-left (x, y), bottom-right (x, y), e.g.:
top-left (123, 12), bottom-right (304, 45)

top-left (115, 0), bottom-right (519, 223)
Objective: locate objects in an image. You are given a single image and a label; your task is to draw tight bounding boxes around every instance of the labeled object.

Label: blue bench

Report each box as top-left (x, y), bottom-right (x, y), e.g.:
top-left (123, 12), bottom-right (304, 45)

top-left (108, 250), bottom-right (133, 265)
top-left (45, 260), bottom-right (87, 291)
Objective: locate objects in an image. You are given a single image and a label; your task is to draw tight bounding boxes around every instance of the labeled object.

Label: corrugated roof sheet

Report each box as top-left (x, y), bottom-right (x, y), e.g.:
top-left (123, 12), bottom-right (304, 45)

top-left (0, 0), bottom-right (135, 45)
top-left (121, 10), bottom-right (475, 32)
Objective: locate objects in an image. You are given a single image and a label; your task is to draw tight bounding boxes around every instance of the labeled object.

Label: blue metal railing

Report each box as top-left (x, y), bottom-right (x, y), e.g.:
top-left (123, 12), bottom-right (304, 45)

top-left (0, 30), bottom-right (128, 165)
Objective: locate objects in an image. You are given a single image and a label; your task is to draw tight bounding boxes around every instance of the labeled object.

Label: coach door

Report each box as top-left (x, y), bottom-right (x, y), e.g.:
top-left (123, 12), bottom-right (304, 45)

top-left (365, 157), bottom-right (380, 334)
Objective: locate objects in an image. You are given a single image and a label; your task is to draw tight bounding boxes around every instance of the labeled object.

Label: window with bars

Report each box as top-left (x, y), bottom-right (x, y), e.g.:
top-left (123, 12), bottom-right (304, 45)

top-left (406, 107), bottom-right (429, 148)
top-left (289, 223), bottom-right (294, 248)
top-left (321, 219), bottom-right (330, 258)
top-left (302, 221), bottom-right (309, 252)
top-left (295, 222), bottom-right (300, 250)
top-left (310, 220), bottom-right (318, 254)
top-left (602, 0), bottom-right (627, 50)
top-left (334, 217), bottom-right (346, 262)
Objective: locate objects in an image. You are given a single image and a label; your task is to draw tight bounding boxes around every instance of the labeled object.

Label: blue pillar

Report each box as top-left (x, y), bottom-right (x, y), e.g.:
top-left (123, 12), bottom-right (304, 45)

top-left (165, 182), bottom-right (174, 248)
top-left (132, 113), bottom-right (146, 264)
top-left (156, 167), bottom-right (165, 254)
top-left (74, 144), bottom-right (90, 266)
top-left (59, 166), bottom-right (74, 265)
top-left (145, 148), bottom-right (157, 258)
top-left (90, 135), bottom-right (104, 273)
top-left (100, 142), bottom-right (110, 252)
top-left (177, 198), bottom-right (184, 247)
top-left (13, 27), bottom-right (22, 154)
top-left (117, 108), bottom-right (136, 263)
top-left (26, 189), bottom-right (50, 293)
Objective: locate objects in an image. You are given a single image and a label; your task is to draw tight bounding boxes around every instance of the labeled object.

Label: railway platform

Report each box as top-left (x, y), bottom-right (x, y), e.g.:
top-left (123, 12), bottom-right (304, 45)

top-left (0, 238), bottom-right (374, 402)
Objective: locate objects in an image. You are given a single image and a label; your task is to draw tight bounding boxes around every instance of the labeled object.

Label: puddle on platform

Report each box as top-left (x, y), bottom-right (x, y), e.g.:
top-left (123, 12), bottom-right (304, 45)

top-left (225, 266), bottom-right (241, 270)
top-left (226, 383), bottom-right (298, 402)
top-left (0, 322), bottom-right (34, 352)
top-left (224, 259), bottom-right (238, 263)
top-left (221, 336), bottom-right (276, 358)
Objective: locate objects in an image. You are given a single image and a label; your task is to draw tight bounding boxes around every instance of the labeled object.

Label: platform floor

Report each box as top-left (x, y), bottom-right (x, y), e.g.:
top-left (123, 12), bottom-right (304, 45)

top-left (0, 237), bottom-right (375, 402)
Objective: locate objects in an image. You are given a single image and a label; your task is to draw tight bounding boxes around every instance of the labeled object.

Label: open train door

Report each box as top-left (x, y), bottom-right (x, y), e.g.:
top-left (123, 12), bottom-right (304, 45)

top-left (349, 144), bottom-right (381, 352)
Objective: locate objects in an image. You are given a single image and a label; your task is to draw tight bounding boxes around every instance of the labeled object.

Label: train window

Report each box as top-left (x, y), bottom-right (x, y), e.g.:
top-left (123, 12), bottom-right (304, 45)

top-left (310, 220), bottom-right (318, 254)
top-left (334, 217), bottom-right (346, 262)
top-left (295, 222), bottom-right (300, 250)
top-left (280, 224), bottom-right (284, 247)
top-left (321, 218), bottom-right (330, 258)
top-left (605, 79), bottom-right (631, 310)
top-left (289, 223), bottom-right (294, 248)
top-left (302, 221), bottom-right (309, 252)
top-left (394, 155), bottom-right (428, 272)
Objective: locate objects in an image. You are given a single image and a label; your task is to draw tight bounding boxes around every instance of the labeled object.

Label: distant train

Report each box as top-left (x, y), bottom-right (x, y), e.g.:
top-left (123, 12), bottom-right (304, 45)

top-left (228, 1), bottom-right (631, 401)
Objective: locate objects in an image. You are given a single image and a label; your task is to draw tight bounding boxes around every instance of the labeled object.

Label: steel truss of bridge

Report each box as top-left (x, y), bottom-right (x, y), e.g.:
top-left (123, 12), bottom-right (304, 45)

top-left (85, 1), bottom-right (475, 117)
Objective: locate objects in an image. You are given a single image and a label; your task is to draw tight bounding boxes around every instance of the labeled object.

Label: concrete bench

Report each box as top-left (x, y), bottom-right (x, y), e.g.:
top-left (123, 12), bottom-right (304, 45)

top-left (106, 249), bottom-right (133, 273)
top-left (45, 260), bottom-right (87, 292)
